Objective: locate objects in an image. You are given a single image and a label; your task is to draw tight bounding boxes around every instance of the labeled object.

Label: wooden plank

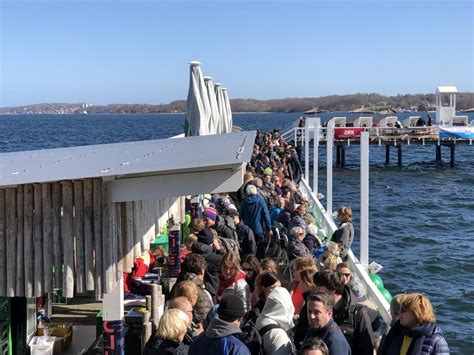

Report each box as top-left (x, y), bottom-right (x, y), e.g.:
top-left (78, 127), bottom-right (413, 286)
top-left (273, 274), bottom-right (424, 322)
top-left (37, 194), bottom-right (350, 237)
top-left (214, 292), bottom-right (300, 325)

top-left (5, 188), bottom-right (17, 297)
top-left (74, 181), bottom-right (85, 293)
top-left (121, 202), bottom-right (134, 273)
top-left (83, 179), bottom-right (94, 291)
top-left (42, 183), bottom-right (53, 293)
top-left (132, 201), bottom-right (142, 258)
top-left (23, 184), bottom-right (34, 297)
top-left (114, 203), bottom-right (122, 278)
top-left (61, 181), bottom-right (74, 298)
top-left (16, 185), bottom-right (24, 296)
top-left (0, 189), bottom-right (6, 296)
top-left (102, 181), bottom-right (114, 294)
top-left (52, 183), bottom-right (62, 289)
top-left (92, 179), bottom-right (103, 299)
top-left (33, 184), bottom-right (43, 297)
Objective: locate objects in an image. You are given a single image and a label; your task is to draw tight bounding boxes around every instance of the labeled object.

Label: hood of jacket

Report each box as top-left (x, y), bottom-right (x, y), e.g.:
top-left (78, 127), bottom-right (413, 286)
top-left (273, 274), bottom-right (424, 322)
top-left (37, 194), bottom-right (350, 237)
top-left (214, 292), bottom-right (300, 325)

top-left (205, 318), bottom-right (242, 339)
top-left (243, 194), bottom-right (260, 205)
top-left (256, 287), bottom-right (294, 331)
top-left (192, 241), bottom-right (213, 255)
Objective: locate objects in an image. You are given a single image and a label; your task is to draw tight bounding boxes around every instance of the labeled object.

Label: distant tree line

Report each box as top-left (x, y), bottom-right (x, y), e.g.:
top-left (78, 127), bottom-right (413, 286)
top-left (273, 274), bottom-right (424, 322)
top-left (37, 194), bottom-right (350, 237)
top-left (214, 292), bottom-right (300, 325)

top-left (2, 93), bottom-right (473, 114)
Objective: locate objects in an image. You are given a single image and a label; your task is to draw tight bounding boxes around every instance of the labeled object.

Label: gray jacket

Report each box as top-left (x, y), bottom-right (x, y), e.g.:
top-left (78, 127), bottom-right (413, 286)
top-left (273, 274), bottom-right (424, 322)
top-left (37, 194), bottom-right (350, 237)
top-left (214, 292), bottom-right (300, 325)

top-left (332, 222), bottom-right (354, 259)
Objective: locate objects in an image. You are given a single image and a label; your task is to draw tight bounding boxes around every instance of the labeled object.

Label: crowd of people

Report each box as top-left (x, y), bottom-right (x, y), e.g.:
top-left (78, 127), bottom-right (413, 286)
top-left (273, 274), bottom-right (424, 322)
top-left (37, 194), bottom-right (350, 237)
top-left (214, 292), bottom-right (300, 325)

top-left (142, 130), bottom-right (450, 355)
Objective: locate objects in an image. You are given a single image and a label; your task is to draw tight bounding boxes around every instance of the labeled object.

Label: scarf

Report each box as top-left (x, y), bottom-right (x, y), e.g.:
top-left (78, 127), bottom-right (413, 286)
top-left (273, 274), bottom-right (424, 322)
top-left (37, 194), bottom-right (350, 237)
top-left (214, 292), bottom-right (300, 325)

top-left (217, 270), bottom-right (247, 300)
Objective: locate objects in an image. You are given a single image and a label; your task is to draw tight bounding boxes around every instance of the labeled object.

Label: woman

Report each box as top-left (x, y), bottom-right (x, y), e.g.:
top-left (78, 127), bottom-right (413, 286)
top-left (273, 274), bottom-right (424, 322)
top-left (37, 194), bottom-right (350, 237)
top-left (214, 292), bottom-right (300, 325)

top-left (173, 280), bottom-right (204, 333)
top-left (331, 206), bottom-right (354, 260)
top-left (289, 256), bottom-right (318, 315)
top-left (216, 252), bottom-right (251, 312)
top-left (260, 258), bottom-right (278, 274)
top-left (143, 308), bottom-right (189, 355)
top-left (317, 241), bottom-right (342, 270)
top-left (240, 255), bottom-right (262, 307)
top-left (379, 293), bottom-right (450, 355)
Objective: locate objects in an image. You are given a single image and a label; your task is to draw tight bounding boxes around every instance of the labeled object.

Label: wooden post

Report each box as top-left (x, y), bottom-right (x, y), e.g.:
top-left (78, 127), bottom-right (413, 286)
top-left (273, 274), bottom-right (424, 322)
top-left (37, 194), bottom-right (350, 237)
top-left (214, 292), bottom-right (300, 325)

top-left (397, 143), bottom-right (402, 167)
top-left (142, 311), bottom-right (152, 353)
top-left (450, 143), bottom-right (455, 167)
top-left (33, 184), bottom-right (43, 297)
top-left (385, 144), bottom-right (390, 165)
top-left (24, 184), bottom-right (34, 297)
top-left (336, 145), bottom-right (341, 166)
top-left (61, 181), bottom-right (75, 298)
top-left (42, 183), bottom-right (53, 293)
top-left (102, 181), bottom-right (115, 294)
top-left (121, 202), bottom-right (134, 273)
top-left (15, 186), bottom-right (24, 296)
top-left (6, 188), bottom-right (17, 297)
top-left (74, 181), bottom-right (85, 293)
top-left (436, 144), bottom-right (441, 162)
top-left (341, 145), bottom-right (346, 168)
top-left (52, 183), bottom-right (62, 289)
top-left (83, 179), bottom-right (95, 291)
top-left (133, 201), bottom-right (142, 258)
top-left (0, 189), bottom-right (6, 296)
top-left (114, 203), bottom-right (122, 278)
top-left (151, 284), bottom-right (160, 330)
top-left (93, 179), bottom-right (103, 299)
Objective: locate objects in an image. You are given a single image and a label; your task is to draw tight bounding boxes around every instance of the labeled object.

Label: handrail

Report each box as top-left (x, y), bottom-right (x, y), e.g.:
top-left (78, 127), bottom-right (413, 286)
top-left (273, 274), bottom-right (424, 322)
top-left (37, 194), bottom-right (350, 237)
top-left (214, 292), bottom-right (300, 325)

top-left (299, 177), bottom-right (392, 326)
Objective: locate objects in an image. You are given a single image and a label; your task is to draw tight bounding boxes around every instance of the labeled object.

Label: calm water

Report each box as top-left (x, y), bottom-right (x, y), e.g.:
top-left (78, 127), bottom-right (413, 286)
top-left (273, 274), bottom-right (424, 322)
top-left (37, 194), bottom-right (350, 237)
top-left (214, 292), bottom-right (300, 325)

top-left (1, 113), bottom-right (473, 352)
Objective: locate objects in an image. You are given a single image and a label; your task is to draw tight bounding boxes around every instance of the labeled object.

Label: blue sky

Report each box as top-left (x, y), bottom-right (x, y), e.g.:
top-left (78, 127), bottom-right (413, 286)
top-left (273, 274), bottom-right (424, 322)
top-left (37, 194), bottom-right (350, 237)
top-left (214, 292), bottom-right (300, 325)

top-left (1, 0), bottom-right (473, 106)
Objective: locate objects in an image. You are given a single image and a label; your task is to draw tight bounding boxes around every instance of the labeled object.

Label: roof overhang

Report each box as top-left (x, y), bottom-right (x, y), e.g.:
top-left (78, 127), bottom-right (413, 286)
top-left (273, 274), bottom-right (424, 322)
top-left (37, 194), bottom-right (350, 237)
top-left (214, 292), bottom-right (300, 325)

top-left (436, 86), bottom-right (458, 94)
top-left (0, 131), bottom-right (256, 202)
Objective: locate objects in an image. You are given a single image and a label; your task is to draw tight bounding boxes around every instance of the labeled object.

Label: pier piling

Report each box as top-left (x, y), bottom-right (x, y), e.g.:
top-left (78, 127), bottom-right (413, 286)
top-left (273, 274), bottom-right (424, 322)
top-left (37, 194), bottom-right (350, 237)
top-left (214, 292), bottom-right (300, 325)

top-left (397, 144), bottom-right (402, 167)
top-left (436, 144), bottom-right (441, 162)
top-left (450, 143), bottom-right (455, 167)
top-left (385, 145), bottom-right (390, 165)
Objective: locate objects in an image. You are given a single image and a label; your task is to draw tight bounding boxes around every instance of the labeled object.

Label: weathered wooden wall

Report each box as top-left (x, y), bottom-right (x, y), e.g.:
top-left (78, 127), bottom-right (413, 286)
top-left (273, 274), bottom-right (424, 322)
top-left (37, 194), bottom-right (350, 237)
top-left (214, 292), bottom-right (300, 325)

top-left (0, 180), bottom-right (183, 299)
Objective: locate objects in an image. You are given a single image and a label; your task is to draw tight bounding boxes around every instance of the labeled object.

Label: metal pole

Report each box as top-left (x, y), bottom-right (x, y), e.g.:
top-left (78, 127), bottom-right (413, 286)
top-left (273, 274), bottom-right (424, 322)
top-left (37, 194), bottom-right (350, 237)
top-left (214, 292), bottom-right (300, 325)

top-left (326, 120), bottom-right (334, 215)
top-left (360, 132), bottom-right (369, 267)
top-left (305, 119), bottom-right (310, 182)
top-left (313, 118), bottom-right (320, 196)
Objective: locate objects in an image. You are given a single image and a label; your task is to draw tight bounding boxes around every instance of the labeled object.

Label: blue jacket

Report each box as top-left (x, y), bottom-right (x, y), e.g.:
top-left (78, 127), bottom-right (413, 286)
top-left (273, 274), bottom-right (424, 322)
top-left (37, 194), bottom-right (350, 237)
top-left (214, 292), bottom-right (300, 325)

top-left (239, 194), bottom-right (271, 236)
top-left (189, 318), bottom-right (250, 355)
top-left (379, 320), bottom-right (449, 355)
top-left (305, 318), bottom-right (352, 354)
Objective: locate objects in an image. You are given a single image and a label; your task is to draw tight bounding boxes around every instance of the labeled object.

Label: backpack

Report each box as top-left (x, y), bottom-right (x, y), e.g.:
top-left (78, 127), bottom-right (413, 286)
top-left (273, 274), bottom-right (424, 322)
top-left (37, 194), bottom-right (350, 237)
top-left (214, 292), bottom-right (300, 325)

top-left (239, 321), bottom-right (296, 355)
top-left (217, 236), bottom-right (239, 258)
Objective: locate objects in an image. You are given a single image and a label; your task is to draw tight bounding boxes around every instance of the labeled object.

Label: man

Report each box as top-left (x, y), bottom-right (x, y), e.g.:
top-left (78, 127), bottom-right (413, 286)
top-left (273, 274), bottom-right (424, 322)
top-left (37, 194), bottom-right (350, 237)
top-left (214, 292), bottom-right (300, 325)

top-left (228, 209), bottom-right (257, 258)
top-left (287, 226), bottom-right (311, 261)
top-left (288, 203), bottom-right (308, 231)
top-left (314, 269), bottom-right (381, 355)
top-left (190, 295), bottom-right (251, 355)
top-left (203, 205), bottom-right (239, 243)
top-left (239, 184), bottom-right (273, 259)
top-left (300, 338), bottom-right (329, 355)
top-left (305, 292), bottom-right (351, 354)
top-left (270, 197), bottom-right (286, 227)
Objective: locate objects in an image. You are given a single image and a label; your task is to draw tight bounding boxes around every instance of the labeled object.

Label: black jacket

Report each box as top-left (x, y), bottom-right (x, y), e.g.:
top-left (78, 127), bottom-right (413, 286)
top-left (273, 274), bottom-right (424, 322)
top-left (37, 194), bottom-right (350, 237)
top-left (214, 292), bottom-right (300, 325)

top-left (236, 222), bottom-right (257, 258)
top-left (333, 286), bottom-right (380, 355)
top-left (143, 337), bottom-right (188, 355)
top-left (191, 242), bottom-right (224, 300)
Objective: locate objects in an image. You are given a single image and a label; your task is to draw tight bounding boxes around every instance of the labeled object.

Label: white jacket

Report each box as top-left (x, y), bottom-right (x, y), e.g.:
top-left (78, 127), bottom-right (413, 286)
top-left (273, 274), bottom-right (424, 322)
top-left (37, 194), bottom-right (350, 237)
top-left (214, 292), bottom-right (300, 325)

top-left (255, 287), bottom-right (295, 355)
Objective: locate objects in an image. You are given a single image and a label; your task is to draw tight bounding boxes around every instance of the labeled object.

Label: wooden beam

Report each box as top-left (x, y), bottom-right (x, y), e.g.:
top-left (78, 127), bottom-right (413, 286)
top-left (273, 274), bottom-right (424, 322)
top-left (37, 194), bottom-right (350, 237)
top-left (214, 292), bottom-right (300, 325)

top-left (0, 189), bottom-right (6, 296)
top-left (61, 181), bottom-right (74, 298)
top-left (52, 183), bottom-right (62, 289)
top-left (6, 188), bottom-right (17, 297)
top-left (74, 181), bottom-right (85, 293)
top-left (93, 179), bottom-right (103, 299)
top-left (42, 183), bottom-right (53, 293)
top-left (83, 179), bottom-right (95, 291)
top-left (102, 181), bottom-right (115, 294)
top-left (23, 184), bottom-right (34, 297)
top-left (33, 184), bottom-right (43, 297)
top-left (121, 202), bottom-right (134, 273)
top-left (15, 186), bottom-right (24, 296)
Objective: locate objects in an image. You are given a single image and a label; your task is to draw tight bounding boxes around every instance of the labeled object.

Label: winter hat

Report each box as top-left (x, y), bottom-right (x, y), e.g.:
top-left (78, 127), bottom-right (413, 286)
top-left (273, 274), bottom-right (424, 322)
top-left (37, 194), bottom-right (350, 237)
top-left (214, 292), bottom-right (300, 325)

top-left (197, 228), bottom-right (214, 246)
top-left (202, 206), bottom-right (217, 221)
top-left (228, 209), bottom-right (239, 218)
top-left (218, 295), bottom-right (246, 318)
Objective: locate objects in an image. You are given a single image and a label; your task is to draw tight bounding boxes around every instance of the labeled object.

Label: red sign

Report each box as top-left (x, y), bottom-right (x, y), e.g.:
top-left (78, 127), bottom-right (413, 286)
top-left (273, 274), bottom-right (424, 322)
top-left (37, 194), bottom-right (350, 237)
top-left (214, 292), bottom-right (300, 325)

top-left (334, 127), bottom-right (365, 139)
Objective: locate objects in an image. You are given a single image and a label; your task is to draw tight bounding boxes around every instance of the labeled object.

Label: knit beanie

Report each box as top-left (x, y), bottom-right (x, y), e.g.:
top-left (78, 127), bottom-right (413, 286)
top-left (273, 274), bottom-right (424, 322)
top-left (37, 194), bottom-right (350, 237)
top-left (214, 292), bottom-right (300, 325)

top-left (197, 228), bottom-right (214, 246)
top-left (218, 295), bottom-right (246, 318)
top-left (202, 206), bottom-right (217, 221)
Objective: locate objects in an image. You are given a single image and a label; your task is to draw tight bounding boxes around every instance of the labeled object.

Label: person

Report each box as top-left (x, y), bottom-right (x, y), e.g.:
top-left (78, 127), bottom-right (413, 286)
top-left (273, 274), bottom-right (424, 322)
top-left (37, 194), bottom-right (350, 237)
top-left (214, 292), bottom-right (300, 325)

top-left (255, 287), bottom-right (295, 355)
top-left (288, 204), bottom-right (308, 231)
top-left (240, 255), bottom-right (262, 307)
top-left (191, 228), bottom-right (224, 301)
top-left (228, 209), bottom-right (257, 259)
top-left (416, 117), bottom-right (426, 126)
top-left (318, 242), bottom-right (342, 271)
top-left (216, 252), bottom-right (251, 312)
top-left (336, 262), bottom-right (365, 301)
top-left (180, 234), bottom-right (197, 264)
top-left (189, 295), bottom-right (251, 355)
top-left (378, 293), bottom-right (449, 355)
top-left (287, 226), bottom-right (311, 261)
top-left (304, 292), bottom-right (351, 354)
top-left (427, 114), bottom-right (432, 126)
top-left (202, 205), bottom-right (239, 243)
top-left (300, 338), bottom-right (330, 355)
top-left (168, 297), bottom-right (200, 345)
top-left (270, 197), bottom-right (286, 227)
top-left (143, 308), bottom-right (189, 355)
top-left (331, 207), bottom-right (354, 260)
top-left (313, 269), bottom-right (380, 355)
top-left (260, 258), bottom-right (278, 274)
top-left (239, 184), bottom-right (273, 259)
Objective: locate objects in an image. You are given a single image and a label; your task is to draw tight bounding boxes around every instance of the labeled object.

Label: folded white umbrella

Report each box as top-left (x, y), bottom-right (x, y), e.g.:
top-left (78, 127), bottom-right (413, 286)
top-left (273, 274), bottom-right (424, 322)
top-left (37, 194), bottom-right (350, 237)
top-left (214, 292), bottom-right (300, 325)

top-left (214, 83), bottom-right (225, 134)
top-left (185, 61), bottom-right (211, 136)
top-left (222, 88), bottom-right (233, 133)
top-left (204, 76), bottom-right (219, 135)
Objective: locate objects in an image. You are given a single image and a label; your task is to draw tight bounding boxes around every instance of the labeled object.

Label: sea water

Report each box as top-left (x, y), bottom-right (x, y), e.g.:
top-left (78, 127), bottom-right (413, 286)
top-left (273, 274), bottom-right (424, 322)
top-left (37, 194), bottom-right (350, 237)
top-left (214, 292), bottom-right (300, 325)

top-left (1, 113), bottom-right (473, 352)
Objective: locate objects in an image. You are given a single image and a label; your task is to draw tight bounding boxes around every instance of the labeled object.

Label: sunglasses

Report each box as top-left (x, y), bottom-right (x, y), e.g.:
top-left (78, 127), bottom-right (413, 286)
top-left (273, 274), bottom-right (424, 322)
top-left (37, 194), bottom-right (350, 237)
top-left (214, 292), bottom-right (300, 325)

top-left (342, 273), bottom-right (351, 277)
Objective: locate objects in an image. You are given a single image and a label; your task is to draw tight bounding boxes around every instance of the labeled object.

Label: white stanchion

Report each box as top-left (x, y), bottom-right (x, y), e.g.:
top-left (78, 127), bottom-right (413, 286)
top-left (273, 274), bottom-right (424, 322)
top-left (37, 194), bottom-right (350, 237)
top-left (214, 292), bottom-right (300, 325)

top-left (313, 118), bottom-right (320, 195)
top-left (326, 120), bottom-right (334, 215)
top-left (360, 131), bottom-right (369, 267)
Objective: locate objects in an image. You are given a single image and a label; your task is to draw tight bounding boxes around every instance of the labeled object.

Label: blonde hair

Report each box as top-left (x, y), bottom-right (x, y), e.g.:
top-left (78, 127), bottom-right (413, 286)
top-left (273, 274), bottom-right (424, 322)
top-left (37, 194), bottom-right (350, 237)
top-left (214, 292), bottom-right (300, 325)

top-left (174, 281), bottom-right (199, 304)
top-left (157, 308), bottom-right (188, 341)
top-left (260, 258), bottom-right (278, 274)
top-left (293, 256), bottom-right (317, 289)
top-left (189, 219), bottom-right (205, 234)
top-left (338, 207), bottom-right (353, 222)
top-left (400, 293), bottom-right (436, 324)
top-left (322, 254), bottom-right (340, 271)
top-left (184, 234), bottom-right (197, 249)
